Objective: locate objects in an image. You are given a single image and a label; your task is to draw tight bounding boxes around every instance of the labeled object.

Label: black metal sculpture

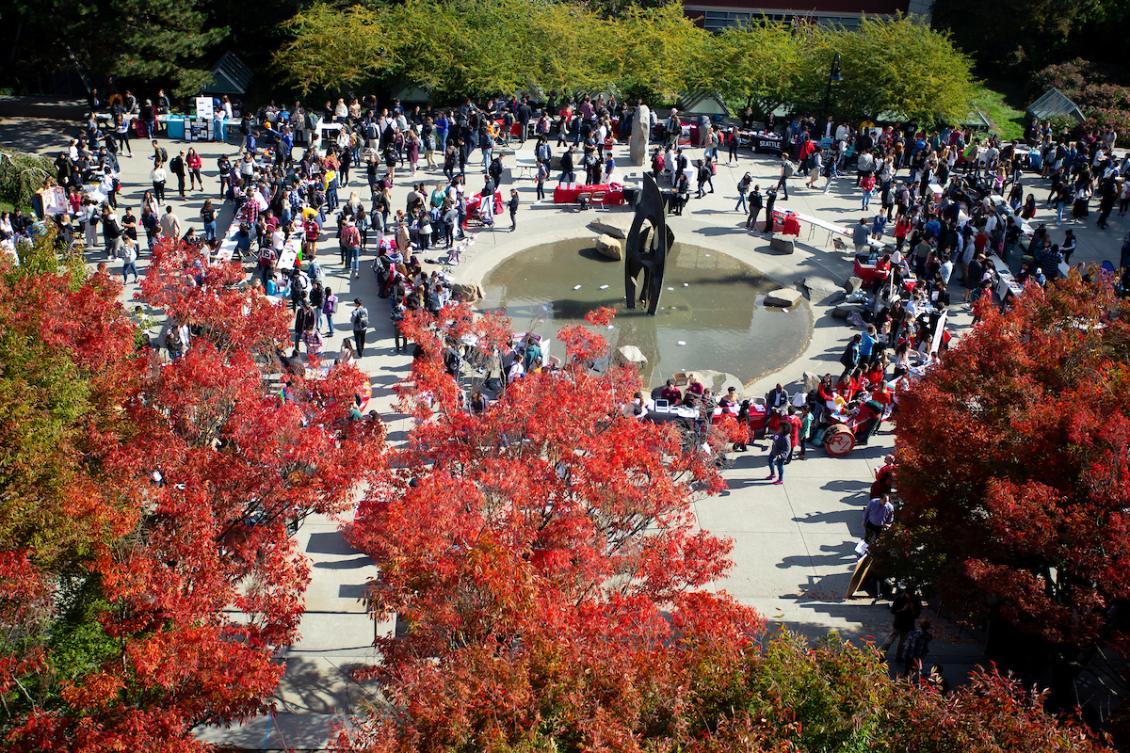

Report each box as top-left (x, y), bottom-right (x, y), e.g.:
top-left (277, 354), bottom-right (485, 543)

top-left (624, 173), bottom-right (672, 316)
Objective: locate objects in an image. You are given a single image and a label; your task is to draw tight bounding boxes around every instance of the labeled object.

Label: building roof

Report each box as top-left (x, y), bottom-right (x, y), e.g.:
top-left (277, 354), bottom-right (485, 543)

top-left (202, 51), bottom-right (253, 96)
top-left (677, 91), bottom-right (730, 117)
top-left (1026, 88), bottom-right (1085, 123)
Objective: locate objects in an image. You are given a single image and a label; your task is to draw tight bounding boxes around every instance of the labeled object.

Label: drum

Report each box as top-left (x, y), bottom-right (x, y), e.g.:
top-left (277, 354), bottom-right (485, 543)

top-left (824, 423), bottom-right (856, 457)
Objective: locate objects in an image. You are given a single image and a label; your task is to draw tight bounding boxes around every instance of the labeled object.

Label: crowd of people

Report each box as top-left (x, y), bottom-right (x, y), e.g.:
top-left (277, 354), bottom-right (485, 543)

top-left (5, 80), bottom-right (1129, 692)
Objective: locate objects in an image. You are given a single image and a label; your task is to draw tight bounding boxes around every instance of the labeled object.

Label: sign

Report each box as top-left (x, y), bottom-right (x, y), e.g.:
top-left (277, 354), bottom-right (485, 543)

top-left (41, 186), bottom-right (67, 216)
top-left (189, 121), bottom-right (211, 141)
top-left (196, 96), bottom-right (214, 120)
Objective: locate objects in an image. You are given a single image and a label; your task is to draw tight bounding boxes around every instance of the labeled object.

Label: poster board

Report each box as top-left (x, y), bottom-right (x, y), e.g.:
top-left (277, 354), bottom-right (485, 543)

top-left (196, 96), bottom-right (215, 120)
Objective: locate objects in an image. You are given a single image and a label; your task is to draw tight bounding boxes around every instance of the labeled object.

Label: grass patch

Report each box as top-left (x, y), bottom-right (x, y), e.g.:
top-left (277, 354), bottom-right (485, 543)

top-left (971, 84), bottom-right (1026, 141)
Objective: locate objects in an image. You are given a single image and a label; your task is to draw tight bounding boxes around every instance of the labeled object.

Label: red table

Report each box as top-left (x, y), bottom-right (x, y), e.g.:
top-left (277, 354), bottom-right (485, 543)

top-left (853, 253), bottom-right (919, 292)
top-left (553, 183), bottom-right (625, 206)
top-left (464, 191), bottom-right (505, 227)
top-left (493, 118), bottom-right (523, 137)
top-left (677, 121), bottom-right (700, 147)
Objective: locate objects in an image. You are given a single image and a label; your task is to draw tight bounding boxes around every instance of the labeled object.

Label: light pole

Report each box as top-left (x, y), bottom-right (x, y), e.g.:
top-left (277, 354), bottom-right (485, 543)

top-left (822, 52), bottom-right (843, 130)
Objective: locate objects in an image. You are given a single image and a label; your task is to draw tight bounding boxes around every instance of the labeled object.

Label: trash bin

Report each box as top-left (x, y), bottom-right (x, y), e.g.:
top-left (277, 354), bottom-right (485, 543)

top-left (165, 116), bottom-right (186, 140)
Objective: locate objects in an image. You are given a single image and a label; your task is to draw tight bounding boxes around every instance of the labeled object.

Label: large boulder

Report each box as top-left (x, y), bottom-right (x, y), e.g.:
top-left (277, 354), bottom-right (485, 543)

top-left (801, 371), bottom-right (822, 393)
top-left (628, 104), bottom-right (651, 166)
top-left (595, 234), bottom-right (623, 261)
top-left (587, 216), bottom-right (633, 239)
top-left (615, 344), bottom-right (648, 368)
top-left (831, 302), bottom-right (866, 320)
top-left (768, 236), bottom-right (795, 254)
top-left (450, 282), bottom-right (484, 303)
top-left (764, 288), bottom-right (803, 308)
top-left (803, 275), bottom-right (844, 305)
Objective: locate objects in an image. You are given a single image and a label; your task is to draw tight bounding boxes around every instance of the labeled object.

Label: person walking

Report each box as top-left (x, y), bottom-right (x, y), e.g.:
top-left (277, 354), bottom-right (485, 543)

top-left (322, 286), bottom-right (337, 336)
top-left (735, 172), bottom-right (751, 213)
top-left (776, 154), bottom-right (793, 200)
top-left (764, 423), bottom-right (791, 485)
top-left (902, 619), bottom-right (933, 678)
top-left (881, 588), bottom-right (922, 664)
top-left (350, 298), bottom-right (369, 357)
top-left (200, 199), bottom-right (217, 242)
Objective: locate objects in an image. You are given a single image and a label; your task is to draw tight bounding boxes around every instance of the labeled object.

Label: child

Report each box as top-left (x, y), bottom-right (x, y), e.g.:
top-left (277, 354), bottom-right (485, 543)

top-left (798, 405), bottom-right (813, 460)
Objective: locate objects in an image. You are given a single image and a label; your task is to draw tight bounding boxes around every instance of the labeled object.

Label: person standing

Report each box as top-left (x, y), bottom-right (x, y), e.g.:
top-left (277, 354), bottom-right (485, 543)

top-left (341, 217), bottom-right (361, 278)
top-left (762, 188), bottom-right (777, 234)
top-left (120, 236), bottom-right (139, 282)
top-left (294, 299), bottom-right (314, 353)
top-left (159, 206), bottom-right (181, 241)
top-left (764, 423), bottom-right (791, 485)
top-left (169, 150), bottom-right (187, 198)
top-left (186, 148), bottom-right (204, 192)
top-left (535, 160), bottom-right (548, 201)
top-left (350, 298), bottom-right (369, 357)
top-left (151, 161), bottom-right (167, 203)
top-left (863, 494), bottom-right (894, 542)
top-left (508, 189), bottom-right (519, 232)
top-left (746, 185), bottom-right (763, 231)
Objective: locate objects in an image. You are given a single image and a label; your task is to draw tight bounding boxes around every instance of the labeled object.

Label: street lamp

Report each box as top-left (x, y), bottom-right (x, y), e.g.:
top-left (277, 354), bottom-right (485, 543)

top-left (822, 52), bottom-right (843, 129)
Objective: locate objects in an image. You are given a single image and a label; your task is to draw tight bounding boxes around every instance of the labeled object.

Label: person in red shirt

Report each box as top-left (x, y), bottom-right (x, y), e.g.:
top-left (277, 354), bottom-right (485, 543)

top-left (658, 379), bottom-right (682, 404)
top-left (303, 215), bottom-right (320, 258)
top-left (894, 215), bottom-right (913, 252)
top-left (871, 454), bottom-right (897, 498)
top-left (785, 406), bottom-right (802, 459)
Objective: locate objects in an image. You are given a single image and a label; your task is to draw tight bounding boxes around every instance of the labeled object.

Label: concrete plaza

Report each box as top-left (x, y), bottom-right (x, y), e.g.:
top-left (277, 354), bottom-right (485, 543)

top-left (4, 115), bottom-right (1125, 750)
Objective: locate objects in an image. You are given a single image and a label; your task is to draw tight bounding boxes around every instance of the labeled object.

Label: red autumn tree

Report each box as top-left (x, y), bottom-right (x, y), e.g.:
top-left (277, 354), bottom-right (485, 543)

top-left (0, 237), bottom-right (384, 752)
top-left (880, 275), bottom-right (1130, 686)
top-left (342, 303), bottom-right (757, 752)
top-left (340, 301), bottom-right (1111, 753)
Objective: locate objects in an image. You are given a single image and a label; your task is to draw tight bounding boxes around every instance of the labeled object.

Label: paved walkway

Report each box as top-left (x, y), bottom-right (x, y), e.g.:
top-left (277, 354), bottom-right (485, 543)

top-left (6, 119), bottom-right (1126, 750)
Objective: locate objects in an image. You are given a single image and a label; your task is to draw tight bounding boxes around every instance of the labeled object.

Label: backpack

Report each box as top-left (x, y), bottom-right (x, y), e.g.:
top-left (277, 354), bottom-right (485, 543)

top-left (783, 160), bottom-right (796, 177)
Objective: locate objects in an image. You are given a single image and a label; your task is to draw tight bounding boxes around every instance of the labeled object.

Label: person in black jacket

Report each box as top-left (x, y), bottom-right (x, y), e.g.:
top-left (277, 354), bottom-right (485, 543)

top-left (746, 185), bottom-right (763, 230)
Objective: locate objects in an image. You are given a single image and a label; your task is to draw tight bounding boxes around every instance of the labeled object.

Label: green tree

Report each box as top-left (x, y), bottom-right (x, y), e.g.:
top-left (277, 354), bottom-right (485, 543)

top-left (0, 150), bottom-right (53, 213)
top-left (601, 3), bottom-right (709, 102)
top-left (1, 0), bottom-right (225, 97)
top-left (710, 20), bottom-right (806, 118)
top-left (932, 0), bottom-right (1125, 71)
top-left (795, 16), bottom-right (976, 125)
top-left (275, 3), bottom-right (394, 95)
top-left (111, 0), bottom-right (228, 96)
